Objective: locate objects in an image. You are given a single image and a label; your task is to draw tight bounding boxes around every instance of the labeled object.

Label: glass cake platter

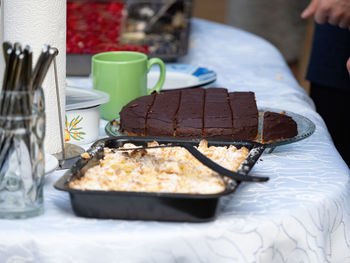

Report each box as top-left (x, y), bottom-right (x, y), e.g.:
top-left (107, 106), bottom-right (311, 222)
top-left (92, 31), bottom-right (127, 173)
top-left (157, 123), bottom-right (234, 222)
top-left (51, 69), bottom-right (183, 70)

top-left (257, 108), bottom-right (315, 151)
top-left (105, 108), bottom-right (315, 151)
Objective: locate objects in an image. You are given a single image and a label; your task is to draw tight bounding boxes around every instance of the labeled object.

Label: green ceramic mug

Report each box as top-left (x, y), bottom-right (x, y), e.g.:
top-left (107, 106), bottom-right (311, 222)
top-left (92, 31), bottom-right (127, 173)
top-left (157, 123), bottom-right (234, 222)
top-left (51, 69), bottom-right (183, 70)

top-left (92, 51), bottom-right (166, 120)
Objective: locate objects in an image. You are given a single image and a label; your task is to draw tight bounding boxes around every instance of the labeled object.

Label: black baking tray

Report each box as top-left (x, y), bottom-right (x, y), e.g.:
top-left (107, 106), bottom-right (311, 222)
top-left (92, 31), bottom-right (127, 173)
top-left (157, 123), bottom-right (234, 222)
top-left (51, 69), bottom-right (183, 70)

top-left (54, 136), bottom-right (266, 222)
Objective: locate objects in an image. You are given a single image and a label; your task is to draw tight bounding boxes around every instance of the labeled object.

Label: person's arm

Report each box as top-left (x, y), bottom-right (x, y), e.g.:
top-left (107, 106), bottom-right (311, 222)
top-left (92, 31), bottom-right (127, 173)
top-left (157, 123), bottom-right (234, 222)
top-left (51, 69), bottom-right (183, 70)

top-left (302, 0), bottom-right (350, 73)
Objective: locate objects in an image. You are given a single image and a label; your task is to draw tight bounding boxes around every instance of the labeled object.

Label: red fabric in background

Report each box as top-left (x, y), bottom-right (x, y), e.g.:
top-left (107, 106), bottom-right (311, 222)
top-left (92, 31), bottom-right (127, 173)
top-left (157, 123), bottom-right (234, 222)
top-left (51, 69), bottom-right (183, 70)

top-left (67, 1), bottom-right (149, 54)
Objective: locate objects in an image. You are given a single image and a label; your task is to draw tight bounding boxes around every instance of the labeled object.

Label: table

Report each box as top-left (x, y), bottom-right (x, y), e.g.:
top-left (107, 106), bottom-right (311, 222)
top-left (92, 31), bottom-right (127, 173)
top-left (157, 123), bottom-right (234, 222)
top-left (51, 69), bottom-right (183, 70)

top-left (1, 18), bottom-right (350, 263)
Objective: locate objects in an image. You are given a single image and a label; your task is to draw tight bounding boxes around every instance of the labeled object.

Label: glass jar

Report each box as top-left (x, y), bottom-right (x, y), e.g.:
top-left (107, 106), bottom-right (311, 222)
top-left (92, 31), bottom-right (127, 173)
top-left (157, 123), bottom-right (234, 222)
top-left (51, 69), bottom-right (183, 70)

top-left (0, 88), bottom-right (46, 218)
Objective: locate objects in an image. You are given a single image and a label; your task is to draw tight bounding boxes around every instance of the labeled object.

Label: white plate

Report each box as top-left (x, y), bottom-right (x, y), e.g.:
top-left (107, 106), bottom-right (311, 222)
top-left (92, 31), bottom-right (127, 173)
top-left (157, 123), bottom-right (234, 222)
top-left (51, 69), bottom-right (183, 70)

top-left (148, 63), bottom-right (217, 90)
top-left (45, 153), bottom-right (59, 176)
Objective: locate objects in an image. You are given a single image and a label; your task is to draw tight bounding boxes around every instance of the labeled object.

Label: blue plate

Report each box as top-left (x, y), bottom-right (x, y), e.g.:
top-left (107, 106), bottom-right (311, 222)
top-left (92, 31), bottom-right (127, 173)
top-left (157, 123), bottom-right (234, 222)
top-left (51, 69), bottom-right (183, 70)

top-left (148, 63), bottom-right (217, 90)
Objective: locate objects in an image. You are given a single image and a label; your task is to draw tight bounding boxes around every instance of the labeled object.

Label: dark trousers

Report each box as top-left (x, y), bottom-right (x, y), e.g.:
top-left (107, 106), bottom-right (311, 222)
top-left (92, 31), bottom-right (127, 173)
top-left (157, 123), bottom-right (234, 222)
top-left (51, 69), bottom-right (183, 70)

top-left (310, 83), bottom-right (350, 168)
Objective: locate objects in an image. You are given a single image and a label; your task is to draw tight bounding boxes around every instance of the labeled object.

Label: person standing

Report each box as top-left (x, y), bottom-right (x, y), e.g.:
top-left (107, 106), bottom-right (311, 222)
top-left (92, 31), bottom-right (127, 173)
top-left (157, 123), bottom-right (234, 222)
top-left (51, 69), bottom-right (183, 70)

top-left (302, 0), bottom-right (350, 167)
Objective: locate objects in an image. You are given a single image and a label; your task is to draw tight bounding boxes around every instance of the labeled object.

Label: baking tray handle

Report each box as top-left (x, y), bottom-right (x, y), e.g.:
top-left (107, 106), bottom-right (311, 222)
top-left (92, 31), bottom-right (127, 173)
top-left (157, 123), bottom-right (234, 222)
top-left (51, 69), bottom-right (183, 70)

top-left (182, 143), bottom-right (269, 182)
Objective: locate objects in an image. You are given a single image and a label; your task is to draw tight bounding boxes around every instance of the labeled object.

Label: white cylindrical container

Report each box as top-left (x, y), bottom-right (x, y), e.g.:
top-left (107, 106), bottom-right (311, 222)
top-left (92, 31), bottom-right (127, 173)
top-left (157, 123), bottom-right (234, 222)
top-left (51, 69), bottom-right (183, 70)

top-left (65, 86), bottom-right (109, 145)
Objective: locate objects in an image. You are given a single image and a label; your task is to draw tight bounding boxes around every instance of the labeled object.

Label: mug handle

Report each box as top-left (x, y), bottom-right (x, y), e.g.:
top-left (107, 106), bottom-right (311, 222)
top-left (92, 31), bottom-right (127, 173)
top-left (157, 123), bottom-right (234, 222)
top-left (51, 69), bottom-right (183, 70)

top-left (147, 58), bottom-right (165, 94)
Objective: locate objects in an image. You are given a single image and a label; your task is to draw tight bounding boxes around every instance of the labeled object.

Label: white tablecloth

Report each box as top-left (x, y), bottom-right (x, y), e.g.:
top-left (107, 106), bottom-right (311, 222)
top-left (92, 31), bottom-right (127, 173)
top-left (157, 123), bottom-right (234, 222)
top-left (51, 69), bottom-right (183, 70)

top-left (1, 18), bottom-right (350, 263)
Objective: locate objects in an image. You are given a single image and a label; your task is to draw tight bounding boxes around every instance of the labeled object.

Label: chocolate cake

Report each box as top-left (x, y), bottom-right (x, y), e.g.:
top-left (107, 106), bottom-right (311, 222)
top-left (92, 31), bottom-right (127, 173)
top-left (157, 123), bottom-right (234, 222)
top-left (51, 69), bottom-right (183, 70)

top-left (119, 88), bottom-right (298, 142)
top-left (204, 88), bottom-right (232, 138)
top-left (146, 90), bottom-right (181, 136)
top-left (119, 94), bottom-right (155, 135)
top-left (262, 111), bottom-right (298, 142)
top-left (176, 89), bottom-right (204, 137)
top-left (229, 92), bottom-right (258, 141)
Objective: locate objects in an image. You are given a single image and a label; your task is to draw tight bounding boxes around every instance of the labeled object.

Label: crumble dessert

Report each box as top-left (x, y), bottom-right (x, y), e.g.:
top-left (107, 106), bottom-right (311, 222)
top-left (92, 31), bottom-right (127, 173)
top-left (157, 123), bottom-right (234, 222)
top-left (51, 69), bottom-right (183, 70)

top-left (69, 140), bottom-right (249, 194)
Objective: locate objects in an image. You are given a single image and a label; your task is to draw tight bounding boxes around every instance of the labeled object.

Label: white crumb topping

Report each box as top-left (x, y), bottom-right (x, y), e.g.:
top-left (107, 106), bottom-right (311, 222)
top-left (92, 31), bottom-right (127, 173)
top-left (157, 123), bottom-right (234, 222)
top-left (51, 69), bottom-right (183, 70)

top-left (69, 140), bottom-right (249, 194)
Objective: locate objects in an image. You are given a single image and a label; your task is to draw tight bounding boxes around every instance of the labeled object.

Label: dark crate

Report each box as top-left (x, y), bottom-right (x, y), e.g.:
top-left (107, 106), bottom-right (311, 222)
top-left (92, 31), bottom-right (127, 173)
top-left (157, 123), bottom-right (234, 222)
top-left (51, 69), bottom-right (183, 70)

top-left (67, 0), bottom-right (193, 75)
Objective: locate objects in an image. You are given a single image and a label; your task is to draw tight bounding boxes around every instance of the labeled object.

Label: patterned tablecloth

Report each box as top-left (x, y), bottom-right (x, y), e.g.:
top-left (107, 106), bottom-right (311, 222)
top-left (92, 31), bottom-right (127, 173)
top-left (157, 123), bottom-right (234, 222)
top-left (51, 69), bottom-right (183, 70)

top-left (1, 18), bottom-right (350, 263)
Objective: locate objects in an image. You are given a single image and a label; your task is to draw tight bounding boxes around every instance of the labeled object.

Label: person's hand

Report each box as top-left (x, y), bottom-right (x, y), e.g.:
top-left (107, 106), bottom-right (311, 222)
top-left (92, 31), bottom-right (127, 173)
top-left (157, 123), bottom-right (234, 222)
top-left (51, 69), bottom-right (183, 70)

top-left (301, 0), bottom-right (350, 30)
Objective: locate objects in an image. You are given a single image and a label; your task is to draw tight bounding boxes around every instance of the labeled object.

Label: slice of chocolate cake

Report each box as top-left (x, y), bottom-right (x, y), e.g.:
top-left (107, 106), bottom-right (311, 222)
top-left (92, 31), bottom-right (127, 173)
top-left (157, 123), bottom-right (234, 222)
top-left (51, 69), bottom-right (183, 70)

top-left (119, 94), bottom-right (155, 135)
top-left (205, 88), bottom-right (228, 102)
top-left (176, 89), bottom-right (205, 137)
top-left (146, 91), bottom-right (181, 136)
top-left (204, 89), bottom-right (232, 138)
top-left (229, 92), bottom-right (258, 141)
top-left (262, 111), bottom-right (298, 142)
